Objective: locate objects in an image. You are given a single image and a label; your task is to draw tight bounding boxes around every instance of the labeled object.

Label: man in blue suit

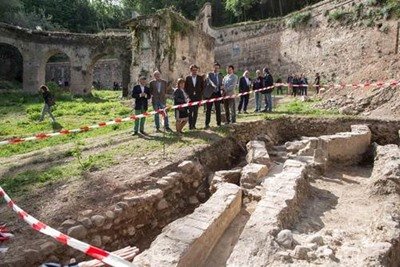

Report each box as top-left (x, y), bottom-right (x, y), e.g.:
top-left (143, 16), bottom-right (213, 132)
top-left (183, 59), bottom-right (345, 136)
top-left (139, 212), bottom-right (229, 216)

top-left (132, 76), bottom-right (151, 135)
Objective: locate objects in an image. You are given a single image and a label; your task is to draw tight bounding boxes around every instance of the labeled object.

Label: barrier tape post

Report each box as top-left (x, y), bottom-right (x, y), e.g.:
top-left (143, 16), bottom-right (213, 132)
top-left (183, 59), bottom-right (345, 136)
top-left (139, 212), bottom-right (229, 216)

top-left (0, 186), bottom-right (135, 267)
top-left (0, 80), bottom-right (398, 147)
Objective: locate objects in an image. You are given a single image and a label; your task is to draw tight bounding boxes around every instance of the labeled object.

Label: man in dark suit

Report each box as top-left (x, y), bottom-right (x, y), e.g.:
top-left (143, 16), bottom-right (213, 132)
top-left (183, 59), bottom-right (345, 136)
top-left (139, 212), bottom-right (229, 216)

top-left (238, 70), bottom-right (251, 114)
top-left (132, 76), bottom-right (151, 135)
top-left (204, 62), bottom-right (223, 129)
top-left (184, 65), bottom-right (204, 130)
top-left (149, 70), bottom-right (172, 132)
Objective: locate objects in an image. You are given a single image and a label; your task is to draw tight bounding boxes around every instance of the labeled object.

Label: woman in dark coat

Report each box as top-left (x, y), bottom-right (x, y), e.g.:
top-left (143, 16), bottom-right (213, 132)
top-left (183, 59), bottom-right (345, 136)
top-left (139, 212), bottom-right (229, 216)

top-left (173, 78), bottom-right (189, 134)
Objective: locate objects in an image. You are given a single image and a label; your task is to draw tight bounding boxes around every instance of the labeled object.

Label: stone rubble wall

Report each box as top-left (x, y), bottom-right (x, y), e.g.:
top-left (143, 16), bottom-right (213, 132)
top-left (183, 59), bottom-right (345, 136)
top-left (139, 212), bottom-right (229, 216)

top-left (286, 124), bottom-right (372, 165)
top-left (227, 159), bottom-right (310, 266)
top-left (198, 0), bottom-right (400, 83)
top-left (370, 144), bottom-right (400, 195)
top-left (133, 183), bottom-right (242, 266)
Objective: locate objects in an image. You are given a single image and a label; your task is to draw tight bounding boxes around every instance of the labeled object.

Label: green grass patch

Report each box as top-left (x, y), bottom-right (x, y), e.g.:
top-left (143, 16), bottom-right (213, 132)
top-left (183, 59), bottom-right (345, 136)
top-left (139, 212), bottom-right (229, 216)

top-left (328, 10), bottom-right (349, 21)
top-left (286, 11), bottom-right (312, 28)
top-left (274, 99), bottom-right (339, 116)
top-left (0, 88), bottom-right (136, 157)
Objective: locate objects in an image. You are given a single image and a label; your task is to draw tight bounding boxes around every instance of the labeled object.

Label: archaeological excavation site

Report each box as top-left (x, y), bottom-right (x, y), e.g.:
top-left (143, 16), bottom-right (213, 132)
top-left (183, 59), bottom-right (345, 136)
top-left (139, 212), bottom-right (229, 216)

top-left (1, 117), bottom-right (399, 266)
top-left (1, 0), bottom-right (400, 266)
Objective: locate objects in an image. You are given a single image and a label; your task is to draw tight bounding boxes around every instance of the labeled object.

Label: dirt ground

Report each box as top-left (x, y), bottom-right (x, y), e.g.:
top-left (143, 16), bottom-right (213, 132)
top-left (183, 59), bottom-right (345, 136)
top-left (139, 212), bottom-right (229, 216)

top-left (290, 164), bottom-right (388, 266)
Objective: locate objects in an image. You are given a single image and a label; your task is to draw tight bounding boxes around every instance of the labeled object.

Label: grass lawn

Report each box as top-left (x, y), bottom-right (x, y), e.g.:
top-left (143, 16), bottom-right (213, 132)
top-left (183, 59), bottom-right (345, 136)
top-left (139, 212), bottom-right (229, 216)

top-left (0, 87), bottom-right (342, 196)
top-left (0, 88), bottom-right (339, 158)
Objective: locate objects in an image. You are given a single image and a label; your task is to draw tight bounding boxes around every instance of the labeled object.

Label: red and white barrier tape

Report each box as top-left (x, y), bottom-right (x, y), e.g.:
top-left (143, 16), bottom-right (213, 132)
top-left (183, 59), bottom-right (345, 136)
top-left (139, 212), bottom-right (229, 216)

top-left (0, 80), bottom-right (398, 146)
top-left (0, 187), bottom-right (135, 267)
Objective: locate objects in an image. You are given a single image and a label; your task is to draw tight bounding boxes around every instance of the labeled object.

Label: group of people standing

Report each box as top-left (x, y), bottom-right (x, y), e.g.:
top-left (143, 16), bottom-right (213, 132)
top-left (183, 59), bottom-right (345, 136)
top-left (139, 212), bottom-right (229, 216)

top-left (131, 63), bottom-right (276, 135)
top-left (286, 72), bottom-right (321, 97)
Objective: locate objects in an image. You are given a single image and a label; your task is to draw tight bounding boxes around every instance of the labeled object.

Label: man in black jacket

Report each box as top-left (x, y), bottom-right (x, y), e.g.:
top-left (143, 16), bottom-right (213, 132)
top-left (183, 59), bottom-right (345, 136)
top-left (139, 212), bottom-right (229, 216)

top-left (204, 62), bottom-right (223, 128)
top-left (261, 68), bottom-right (274, 112)
top-left (238, 70), bottom-right (251, 114)
top-left (184, 65), bottom-right (205, 130)
top-left (132, 76), bottom-right (151, 135)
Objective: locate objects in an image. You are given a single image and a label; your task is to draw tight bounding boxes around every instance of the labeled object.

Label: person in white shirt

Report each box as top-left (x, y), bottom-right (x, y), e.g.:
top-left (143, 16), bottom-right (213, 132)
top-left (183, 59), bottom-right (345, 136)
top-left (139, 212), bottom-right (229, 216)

top-left (222, 65), bottom-right (238, 124)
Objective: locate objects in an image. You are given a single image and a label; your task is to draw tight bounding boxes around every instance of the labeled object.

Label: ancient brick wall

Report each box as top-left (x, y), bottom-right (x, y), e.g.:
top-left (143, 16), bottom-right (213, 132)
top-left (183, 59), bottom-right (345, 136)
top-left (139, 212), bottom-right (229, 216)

top-left (46, 59), bottom-right (122, 89)
top-left (126, 9), bottom-right (215, 88)
top-left (198, 0), bottom-right (400, 83)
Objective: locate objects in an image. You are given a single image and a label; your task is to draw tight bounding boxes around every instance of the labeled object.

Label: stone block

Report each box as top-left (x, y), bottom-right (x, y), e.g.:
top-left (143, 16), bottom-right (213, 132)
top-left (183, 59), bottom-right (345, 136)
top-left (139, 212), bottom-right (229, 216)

top-left (133, 183), bottom-right (242, 267)
top-left (246, 140), bottom-right (271, 166)
top-left (240, 163), bottom-right (269, 189)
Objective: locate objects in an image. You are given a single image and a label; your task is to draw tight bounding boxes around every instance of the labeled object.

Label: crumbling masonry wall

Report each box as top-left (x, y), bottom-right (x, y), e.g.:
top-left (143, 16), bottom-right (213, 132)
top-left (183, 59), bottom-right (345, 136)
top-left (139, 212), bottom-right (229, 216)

top-left (198, 0), bottom-right (400, 82)
top-left (126, 10), bottom-right (215, 87)
top-left (0, 23), bottom-right (131, 94)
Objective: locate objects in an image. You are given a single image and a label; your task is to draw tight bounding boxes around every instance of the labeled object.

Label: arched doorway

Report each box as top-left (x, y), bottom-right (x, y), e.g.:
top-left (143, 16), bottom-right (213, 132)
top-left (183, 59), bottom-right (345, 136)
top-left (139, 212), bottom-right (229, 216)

top-left (0, 43), bottom-right (23, 89)
top-left (45, 52), bottom-right (71, 89)
top-left (90, 53), bottom-right (123, 91)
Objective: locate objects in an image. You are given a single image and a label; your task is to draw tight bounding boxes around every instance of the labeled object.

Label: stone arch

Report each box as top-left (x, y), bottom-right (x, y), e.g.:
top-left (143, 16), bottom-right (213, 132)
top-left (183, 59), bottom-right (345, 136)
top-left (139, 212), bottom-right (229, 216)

top-left (0, 42), bottom-right (24, 87)
top-left (37, 49), bottom-right (72, 90)
top-left (44, 50), bottom-right (72, 89)
top-left (89, 48), bottom-right (131, 96)
top-left (89, 52), bottom-right (122, 90)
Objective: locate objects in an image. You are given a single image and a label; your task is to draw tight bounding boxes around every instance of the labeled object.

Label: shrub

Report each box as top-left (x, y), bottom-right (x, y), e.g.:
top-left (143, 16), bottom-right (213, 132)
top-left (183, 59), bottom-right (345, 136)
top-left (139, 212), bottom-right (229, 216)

top-left (286, 12), bottom-right (312, 28)
top-left (328, 10), bottom-right (348, 21)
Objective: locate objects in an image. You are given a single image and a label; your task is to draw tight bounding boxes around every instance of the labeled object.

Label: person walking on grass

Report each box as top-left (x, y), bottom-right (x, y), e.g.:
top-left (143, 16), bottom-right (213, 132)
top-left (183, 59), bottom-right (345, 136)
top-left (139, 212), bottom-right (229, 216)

top-left (132, 76), bottom-right (151, 136)
top-left (238, 70), bottom-right (251, 114)
top-left (173, 78), bottom-right (189, 134)
top-left (39, 85), bottom-right (57, 123)
top-left (149, 70), bottom-right (172, 133)
top-left (222, 65), bottom-right (238, 124)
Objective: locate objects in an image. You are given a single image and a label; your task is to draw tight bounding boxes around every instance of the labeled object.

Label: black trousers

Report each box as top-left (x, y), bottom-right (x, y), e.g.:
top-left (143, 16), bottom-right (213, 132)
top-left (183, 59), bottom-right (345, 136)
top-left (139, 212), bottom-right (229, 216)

top-left (188, 105), bottom-right (199, 129)
top-left (238, 94), bottom-right (249, 112)
top-left (205, 92), bottom-right (222, 126)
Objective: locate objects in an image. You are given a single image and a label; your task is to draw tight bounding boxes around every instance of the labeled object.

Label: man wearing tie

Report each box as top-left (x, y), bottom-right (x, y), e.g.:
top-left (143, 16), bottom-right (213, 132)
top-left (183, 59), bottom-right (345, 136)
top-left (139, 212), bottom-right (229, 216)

top-left (204, 62), bottom-right (223, 129)
top-left (185, 65), bottom-right (204, 130)
top-left (149, 70), bottom-right (172, 132)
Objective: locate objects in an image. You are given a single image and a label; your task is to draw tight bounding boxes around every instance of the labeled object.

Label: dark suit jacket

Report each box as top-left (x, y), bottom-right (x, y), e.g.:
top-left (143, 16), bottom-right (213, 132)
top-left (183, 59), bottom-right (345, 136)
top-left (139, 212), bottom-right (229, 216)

top-left (204, 72), bottom-right (223, 98)
top-left (239, 76), bottom-right (251, 93)
top-left (173, 88), bottom-right (186, 105)
top-left (149, 79), bottom-right (168, 105)
top-left (132, 85), bottom-right (151, 110)
top-left (184, 75), bottom-right (204, 101)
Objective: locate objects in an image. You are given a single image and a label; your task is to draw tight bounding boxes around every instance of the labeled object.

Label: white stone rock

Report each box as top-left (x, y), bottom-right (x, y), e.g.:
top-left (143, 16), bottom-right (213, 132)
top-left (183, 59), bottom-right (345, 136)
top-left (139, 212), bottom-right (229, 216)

top-left (189, 196), bottom-right (199, 205)
top-left (246, 140), bottom-right (271, 166)
top-left (293, 245), bottom-right (311, 260)
top-left (157, 199), bottom-right (169, 210)
top-left (240, 163), bottom-right (269, 189)
top-left (128, 226), bottom-right (136, 236)
top-left (91, 235), bottom-right (102, 247)
top-left (67, 225), bottom-right (87, 239)
top-left (178, 161), bottom-right (195, 173)
top-left (91, 215), bottom-right (106, 227)
top-left (316, 245), bottom-right (335, 259)
top-left (276, 229), bottom-right (295, 249)
top-left (306, 234), bottom-right (324, 246)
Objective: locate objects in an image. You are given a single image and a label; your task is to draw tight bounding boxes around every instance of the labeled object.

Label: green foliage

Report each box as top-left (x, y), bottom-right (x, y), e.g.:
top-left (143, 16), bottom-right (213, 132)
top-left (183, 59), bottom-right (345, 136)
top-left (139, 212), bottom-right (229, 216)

top-left (0, 89), bottom-right (133, 157)
top-left (275, 99), bottom-right (339, 116)
top-left (328, 10), bottom-right (348, 21)
top-left (286, 11), bottom-right (312, 28)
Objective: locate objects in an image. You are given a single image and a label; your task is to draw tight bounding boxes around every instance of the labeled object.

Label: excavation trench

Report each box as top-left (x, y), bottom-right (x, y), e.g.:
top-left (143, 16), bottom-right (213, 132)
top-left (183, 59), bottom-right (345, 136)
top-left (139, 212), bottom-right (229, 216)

top-left (2, 117), bottom-right (400, 266)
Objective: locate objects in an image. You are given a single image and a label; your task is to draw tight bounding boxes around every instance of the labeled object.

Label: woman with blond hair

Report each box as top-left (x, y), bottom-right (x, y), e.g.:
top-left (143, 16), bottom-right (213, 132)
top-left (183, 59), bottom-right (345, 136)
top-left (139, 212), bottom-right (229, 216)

top-left (173, 78), bottom-right (189, 134)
